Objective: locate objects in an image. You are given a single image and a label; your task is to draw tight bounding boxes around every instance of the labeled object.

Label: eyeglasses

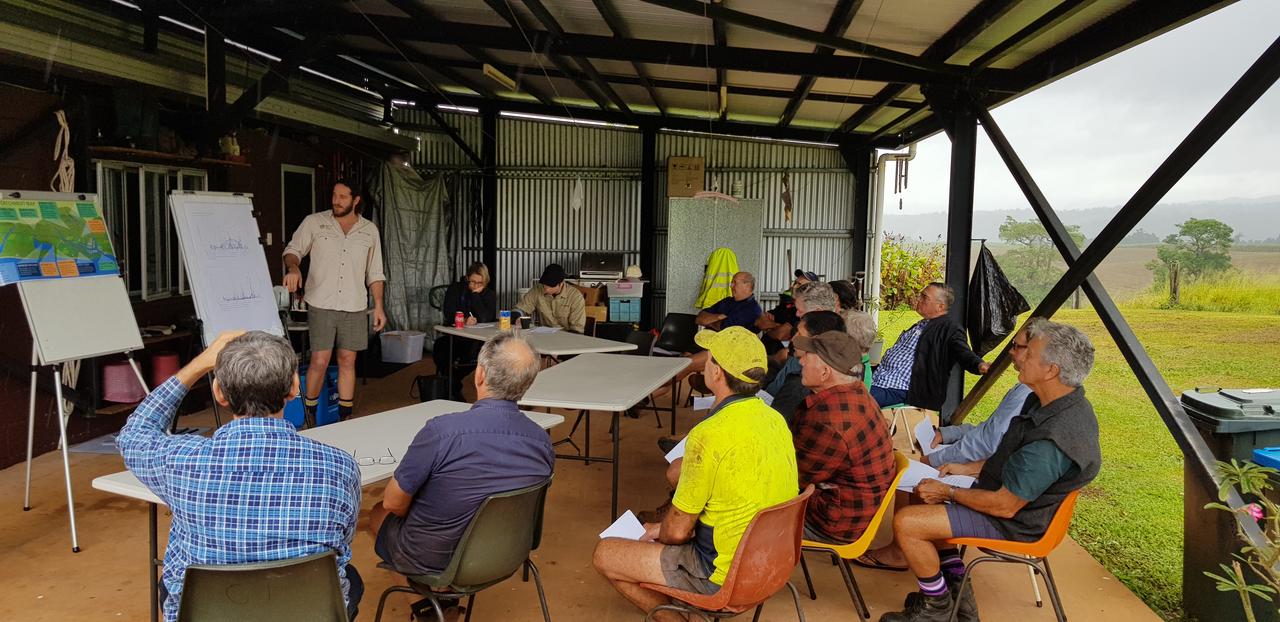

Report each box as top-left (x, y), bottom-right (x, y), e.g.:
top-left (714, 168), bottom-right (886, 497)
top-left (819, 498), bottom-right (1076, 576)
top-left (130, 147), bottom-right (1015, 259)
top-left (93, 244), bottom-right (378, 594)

top-left (353, 448), bottom-right (397, 467)
top-left (467, 278), bottom-right (485, 286)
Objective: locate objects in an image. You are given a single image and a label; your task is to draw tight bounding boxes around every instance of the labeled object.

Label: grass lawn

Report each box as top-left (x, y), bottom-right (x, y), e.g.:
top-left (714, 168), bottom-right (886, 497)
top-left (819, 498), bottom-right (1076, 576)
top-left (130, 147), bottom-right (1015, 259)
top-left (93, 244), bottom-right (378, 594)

top-left (876, 307), bottom-right (1280, 620)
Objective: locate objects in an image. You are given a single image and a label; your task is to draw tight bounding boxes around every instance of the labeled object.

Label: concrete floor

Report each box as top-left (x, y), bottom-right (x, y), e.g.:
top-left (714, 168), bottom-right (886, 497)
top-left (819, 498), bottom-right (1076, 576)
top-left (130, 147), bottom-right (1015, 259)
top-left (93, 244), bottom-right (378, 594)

top-left (1, 359), bottom-right (1161, 621)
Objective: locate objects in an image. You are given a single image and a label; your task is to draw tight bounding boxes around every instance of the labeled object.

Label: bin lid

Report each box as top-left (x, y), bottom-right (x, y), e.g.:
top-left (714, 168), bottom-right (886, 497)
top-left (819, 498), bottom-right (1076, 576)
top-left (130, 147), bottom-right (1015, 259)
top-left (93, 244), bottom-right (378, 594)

top-left (1182, 388), bottom-right (1280, 433)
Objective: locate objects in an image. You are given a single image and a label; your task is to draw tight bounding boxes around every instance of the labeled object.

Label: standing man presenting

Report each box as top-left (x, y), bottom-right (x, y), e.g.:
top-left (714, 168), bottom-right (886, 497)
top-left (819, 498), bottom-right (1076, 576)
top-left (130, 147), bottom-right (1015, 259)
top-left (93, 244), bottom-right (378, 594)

top-left (283, 179), bottom-right (387, 427)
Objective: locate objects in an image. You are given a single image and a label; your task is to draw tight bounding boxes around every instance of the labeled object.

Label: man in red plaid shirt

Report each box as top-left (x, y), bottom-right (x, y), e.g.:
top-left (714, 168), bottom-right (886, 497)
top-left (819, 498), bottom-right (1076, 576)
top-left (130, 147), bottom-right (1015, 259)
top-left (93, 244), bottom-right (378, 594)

top-left (792, 330), bottom-right (896, 544)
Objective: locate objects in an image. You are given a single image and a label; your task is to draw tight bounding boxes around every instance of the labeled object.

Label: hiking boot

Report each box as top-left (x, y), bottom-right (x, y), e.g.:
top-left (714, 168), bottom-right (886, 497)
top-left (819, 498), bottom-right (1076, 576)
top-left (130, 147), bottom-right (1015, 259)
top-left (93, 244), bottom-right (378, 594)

top-left (952, 579), bottom-right (979, 621)
top-left (900, 579), bottom-right (978, 621)
top-left (657, 437), bottom-right (681, 453)
top-left (879, 592), bottom-right (953, 622)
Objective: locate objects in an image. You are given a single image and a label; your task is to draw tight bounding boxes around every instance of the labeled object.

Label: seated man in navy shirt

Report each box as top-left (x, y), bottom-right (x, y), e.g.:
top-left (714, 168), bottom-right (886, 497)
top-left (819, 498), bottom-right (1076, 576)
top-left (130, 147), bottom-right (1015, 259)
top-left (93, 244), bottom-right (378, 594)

top-left (697, 271), bottom-right (762, 331)
top-left (369, 333), bottom-right (554, 618)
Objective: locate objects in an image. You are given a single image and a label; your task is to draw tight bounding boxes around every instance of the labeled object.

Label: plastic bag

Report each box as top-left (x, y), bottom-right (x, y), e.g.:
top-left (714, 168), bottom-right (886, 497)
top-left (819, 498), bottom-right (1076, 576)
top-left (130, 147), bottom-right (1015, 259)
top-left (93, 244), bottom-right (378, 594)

top-left (967, 244), bottom-right (1030, 356)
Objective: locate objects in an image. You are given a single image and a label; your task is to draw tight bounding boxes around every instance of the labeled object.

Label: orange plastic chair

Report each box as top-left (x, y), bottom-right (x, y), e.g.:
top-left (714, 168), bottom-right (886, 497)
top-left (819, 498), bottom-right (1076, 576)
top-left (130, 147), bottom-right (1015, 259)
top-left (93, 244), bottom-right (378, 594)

top-left (798, 451), bottom-right (910, 619)
top-left (640, 485), bottom-right (816, 621)
top-left (941, 489), bottom-right (1083, 622)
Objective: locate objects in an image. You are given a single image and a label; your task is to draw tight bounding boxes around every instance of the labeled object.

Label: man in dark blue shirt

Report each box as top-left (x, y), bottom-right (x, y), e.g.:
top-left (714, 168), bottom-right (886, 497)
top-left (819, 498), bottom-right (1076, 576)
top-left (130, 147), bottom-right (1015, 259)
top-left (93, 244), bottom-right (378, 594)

top-left (370, 333), bottom-right (554, 614)
top-left (697, 271), bottom-right (762, 331)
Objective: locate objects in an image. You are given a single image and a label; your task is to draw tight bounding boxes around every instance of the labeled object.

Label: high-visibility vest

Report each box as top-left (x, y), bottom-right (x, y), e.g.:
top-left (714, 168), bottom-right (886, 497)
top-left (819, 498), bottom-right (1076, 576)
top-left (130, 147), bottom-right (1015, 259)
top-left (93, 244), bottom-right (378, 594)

top-left (696, 247), bottom-right (740, 309)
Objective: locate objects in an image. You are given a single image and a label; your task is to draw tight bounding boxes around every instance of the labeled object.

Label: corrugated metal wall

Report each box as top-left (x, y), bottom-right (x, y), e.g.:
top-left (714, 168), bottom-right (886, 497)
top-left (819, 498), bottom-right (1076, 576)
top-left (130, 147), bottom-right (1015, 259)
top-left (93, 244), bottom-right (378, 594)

top-left (405, 111), bottom-right (859, 321)
top-left (653, 131), bottom-right (857, 319)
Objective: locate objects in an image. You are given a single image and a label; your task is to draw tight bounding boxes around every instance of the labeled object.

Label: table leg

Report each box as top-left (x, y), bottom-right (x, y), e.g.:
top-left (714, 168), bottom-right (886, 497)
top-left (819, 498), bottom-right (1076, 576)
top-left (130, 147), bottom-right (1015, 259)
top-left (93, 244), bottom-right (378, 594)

top-left (669, 376), bottom-right (678, 436)
top-left (584, 409), bottom-right (591, 466)
top-left (149, 503), bottom-right (159, 622)
top-left (447, 335), bottom-right (454, 396)
top-left (611, 411), bottom-right (621, 518)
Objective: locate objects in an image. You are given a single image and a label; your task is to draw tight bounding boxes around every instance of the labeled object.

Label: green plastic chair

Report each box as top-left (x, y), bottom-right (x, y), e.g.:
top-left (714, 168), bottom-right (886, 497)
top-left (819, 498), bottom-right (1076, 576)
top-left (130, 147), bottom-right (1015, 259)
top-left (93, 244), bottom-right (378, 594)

top-left (372, 477), bottom-right (554, 622)
top-left (176, 551), bottom-right (348, 622)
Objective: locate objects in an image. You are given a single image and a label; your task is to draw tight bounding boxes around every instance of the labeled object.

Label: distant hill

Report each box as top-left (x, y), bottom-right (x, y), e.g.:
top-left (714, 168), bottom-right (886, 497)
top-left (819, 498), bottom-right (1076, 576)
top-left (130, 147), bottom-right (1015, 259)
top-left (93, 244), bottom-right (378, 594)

top-left (882, 196), bottom-right (1280, 243)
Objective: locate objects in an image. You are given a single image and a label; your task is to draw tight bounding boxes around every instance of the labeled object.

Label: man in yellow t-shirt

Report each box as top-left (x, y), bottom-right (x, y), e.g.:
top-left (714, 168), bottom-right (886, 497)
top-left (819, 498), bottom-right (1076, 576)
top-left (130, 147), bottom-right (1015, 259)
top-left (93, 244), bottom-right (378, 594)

top-left (594, 327), bottom-right (798, 620)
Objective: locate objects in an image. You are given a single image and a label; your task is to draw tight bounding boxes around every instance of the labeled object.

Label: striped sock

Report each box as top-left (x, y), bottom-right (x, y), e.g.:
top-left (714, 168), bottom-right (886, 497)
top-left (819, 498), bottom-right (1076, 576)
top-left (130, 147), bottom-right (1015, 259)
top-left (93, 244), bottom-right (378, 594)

top-left (940, 548), bottom-right (965, 579)
top-left (304, 397), bottom-right (320, 408)
top-left (338, 398), bottom-right (354, 420)
top-left (917, 571), bottom-right (949, 597)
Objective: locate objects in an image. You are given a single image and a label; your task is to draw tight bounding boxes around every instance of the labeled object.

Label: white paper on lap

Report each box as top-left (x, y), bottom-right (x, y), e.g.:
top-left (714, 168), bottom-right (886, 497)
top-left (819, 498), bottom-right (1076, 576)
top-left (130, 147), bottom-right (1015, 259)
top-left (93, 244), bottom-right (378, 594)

top-left (897, 459), bottom-right (976, 492)
top-left (600, 510), bottom-right (646, 540)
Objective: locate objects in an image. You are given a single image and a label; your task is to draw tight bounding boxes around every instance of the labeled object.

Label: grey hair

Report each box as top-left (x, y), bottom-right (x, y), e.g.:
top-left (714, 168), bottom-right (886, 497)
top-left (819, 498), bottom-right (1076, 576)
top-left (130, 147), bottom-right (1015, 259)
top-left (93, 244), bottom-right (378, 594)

top-left (1024, 317), bottom-right (1095, 387)
top-left (734, 271), bottom-right (756, 291)
top-left (214, 331), bottom-right (298, 418)
top-left (477, 333), bottom-right (540, 401)
top-left (794, 281), bottom-right (837, 313)
top-left (925, 282), bottom-right (955, 309)
top-left (842, 310), bottom-right (877, 356)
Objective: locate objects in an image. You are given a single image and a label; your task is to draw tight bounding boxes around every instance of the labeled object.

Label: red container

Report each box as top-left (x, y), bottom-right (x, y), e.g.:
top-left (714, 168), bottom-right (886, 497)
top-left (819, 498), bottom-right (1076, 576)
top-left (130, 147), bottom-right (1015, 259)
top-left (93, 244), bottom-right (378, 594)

top-left (454, 311), bottom-right (465, 328)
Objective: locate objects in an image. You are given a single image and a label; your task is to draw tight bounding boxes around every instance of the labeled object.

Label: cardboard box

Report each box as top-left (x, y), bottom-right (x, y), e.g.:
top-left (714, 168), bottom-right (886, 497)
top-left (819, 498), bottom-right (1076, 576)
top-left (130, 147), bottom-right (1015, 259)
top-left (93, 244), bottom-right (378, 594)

top-left (570, 281), bottom-right (605, 307)
top-left (585, 305), bottom-right (608, 323)
top-left (667, 156), bottom-right (705, 197)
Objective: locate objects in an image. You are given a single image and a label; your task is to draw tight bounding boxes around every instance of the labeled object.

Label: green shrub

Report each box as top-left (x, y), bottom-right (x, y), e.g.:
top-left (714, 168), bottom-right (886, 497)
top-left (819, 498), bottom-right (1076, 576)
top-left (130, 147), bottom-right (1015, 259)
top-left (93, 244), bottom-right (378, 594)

top-left (880, 234), bottom-right (944, 310)
top-left (1125, 270), bottom-right (1280, 315)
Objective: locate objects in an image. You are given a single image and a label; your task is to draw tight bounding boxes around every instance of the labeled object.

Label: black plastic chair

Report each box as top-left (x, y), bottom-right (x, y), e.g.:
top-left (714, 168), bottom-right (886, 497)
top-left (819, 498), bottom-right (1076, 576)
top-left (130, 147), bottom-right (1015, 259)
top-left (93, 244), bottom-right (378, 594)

top-left (373, 477), bottom-right (554, 622)
top-left (625, 330), bottom-right (655, 356)
top-left (177, 551), bottom-right (348, 622)
top-left (652, 313), bottom-right (699, 355)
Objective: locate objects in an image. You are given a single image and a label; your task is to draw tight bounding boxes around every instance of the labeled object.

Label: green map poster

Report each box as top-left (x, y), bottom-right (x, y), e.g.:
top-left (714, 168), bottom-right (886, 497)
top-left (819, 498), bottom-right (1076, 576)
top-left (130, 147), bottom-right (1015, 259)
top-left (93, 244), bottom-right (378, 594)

top-left (0, 197), bottom-right (120, 286)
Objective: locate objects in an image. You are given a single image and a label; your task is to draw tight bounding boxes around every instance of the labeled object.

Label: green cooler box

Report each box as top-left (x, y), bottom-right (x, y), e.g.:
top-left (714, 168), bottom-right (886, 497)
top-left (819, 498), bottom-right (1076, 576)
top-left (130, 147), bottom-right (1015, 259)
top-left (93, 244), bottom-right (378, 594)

top-left (1181, 388), bottom-right (1280, 622)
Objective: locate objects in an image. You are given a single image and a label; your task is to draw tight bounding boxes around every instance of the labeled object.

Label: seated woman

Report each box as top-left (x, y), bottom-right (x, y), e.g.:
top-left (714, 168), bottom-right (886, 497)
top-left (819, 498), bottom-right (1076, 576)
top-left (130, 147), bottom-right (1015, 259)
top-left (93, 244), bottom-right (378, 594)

top-left (432, 262), bottom-right (497, 400)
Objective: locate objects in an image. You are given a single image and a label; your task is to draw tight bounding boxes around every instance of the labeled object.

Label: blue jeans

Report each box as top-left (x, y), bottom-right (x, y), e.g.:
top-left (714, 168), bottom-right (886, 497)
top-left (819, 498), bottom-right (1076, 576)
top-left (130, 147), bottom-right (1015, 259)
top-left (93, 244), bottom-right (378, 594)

top-left (870, 385), bottom-right (908, 409)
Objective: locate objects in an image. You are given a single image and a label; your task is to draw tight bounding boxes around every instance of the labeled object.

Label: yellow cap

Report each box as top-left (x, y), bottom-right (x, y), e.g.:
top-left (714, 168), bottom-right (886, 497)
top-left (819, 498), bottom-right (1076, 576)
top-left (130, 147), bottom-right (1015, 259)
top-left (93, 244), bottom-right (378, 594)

top-left (694, 326), bottom-right (767, 383)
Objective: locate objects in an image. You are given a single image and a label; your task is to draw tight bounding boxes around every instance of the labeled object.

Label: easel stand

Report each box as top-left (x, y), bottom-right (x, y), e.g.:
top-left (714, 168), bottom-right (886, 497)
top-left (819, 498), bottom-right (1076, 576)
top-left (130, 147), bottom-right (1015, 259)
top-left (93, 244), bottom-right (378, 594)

top-left (23, 344), bottom-right (148, 552)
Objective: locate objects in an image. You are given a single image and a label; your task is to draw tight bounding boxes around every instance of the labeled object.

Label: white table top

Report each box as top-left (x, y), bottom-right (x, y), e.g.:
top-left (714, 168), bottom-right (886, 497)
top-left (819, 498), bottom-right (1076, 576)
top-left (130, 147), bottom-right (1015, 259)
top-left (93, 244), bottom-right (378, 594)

top-left (434, 325), bottom-right (636, 356)
top-left (91, 400), bottom-right (565, 506)
top-left (518, 353), bottom-right (690, 412)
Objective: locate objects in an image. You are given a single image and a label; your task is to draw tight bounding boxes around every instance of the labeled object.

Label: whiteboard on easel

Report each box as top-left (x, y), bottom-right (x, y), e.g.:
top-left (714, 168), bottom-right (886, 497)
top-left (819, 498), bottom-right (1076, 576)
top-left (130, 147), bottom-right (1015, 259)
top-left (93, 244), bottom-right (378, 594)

top-left (17, 276), bottom-right (144, 365)
top-left (170, 192), bottom-right (283, 345)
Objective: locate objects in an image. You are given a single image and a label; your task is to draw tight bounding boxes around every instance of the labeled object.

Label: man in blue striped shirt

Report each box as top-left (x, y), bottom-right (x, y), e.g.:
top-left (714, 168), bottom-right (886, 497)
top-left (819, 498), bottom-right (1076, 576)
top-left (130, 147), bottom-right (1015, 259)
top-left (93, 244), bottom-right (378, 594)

top-left (118, 331), bottom-right (363, 622)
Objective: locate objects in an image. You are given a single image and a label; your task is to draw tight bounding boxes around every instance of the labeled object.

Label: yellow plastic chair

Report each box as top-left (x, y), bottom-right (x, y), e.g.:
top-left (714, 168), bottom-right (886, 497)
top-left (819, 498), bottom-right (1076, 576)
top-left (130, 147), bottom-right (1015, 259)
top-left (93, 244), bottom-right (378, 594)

top-left (798, 451), bottom-right (910, 619)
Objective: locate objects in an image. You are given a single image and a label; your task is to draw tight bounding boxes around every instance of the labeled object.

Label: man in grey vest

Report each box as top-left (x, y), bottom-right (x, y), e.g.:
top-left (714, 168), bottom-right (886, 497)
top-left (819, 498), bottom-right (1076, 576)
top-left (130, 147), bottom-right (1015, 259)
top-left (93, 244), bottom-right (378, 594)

top-left (880, 317), bottom-right (1101, 622)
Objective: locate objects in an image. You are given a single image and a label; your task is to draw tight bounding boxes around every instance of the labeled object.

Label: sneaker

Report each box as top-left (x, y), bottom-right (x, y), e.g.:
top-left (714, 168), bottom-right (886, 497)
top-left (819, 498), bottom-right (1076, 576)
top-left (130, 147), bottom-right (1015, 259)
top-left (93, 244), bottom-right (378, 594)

top-left (657, 437), bottom-right (681, 453)
top-left (637, 499), bottom-right (672, 524)
top-left (880, 592), bottom-right (953, 622)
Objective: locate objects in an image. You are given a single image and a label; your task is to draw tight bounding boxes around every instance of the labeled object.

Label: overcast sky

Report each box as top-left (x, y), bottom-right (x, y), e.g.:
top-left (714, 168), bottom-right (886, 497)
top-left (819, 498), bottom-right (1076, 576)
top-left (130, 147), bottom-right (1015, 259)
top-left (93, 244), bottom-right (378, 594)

top-left (885, 0), bottom-right (1280, 217)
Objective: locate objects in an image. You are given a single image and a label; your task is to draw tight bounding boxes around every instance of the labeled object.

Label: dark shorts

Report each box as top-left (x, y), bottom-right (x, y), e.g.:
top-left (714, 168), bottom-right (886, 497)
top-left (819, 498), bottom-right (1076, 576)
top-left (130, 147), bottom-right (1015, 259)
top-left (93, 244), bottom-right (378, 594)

top-left (309, 306), bottom-right (369, 352)
top-left (374, 512), bottom-right (410, 571)
top-left (660, 544), bottom-right (720, 595)
top-left (945, 503), bottom-right (1006, 540)
top-left (803, 520), bottom-right (852, 545)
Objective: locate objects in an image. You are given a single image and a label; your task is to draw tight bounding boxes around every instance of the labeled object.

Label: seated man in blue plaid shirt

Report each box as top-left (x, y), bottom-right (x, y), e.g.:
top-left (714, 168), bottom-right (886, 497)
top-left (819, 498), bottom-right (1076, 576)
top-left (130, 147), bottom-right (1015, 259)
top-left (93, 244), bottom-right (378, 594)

top-left (118, 331), bottom-right (363, 622)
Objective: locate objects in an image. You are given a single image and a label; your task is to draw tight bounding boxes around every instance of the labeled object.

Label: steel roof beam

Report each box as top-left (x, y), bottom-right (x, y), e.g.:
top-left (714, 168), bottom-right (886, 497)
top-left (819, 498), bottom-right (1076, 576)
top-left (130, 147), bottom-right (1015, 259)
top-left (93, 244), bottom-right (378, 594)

top-left (591, 0), bottom-right (665, 113)
top-left (780, 0), bottom-right (863, 127)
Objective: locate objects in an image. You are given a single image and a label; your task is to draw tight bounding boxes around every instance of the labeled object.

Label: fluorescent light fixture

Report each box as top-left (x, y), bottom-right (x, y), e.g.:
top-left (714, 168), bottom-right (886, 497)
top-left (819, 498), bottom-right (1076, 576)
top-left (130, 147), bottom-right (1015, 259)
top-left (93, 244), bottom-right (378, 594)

top-left (483, 64), bottom-right (518, 91)
top-left (499, 111), bottom-right (635, 129)
top-left (391, 99), bottom-right (417, 107)
top-left (107, 0), bottom-right (378, 98)
top-left (661, 127), bottom-right (836, 148)
top-left (437, 104), bottom-right (481, 114)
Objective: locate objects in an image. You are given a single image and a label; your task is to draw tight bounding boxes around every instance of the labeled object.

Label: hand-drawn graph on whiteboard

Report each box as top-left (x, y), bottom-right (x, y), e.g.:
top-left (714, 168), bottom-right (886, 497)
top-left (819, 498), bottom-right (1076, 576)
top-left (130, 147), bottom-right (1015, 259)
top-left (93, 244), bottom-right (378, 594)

top-left (170, 192), bottom-right (283, 344)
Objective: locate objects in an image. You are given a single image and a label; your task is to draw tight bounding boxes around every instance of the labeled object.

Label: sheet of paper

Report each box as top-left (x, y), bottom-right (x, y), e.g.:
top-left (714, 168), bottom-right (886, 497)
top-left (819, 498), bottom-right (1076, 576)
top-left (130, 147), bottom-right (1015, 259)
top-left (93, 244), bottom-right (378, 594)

top-left (599, 510), bottom-right (646, 540)
top-left (915, 418), bottom-right (938, 454)
top-left (471, 322), bottom-right (495, 328)
top-left (664, 438), bottom-right (687, 463)
top-left (528, 326), bottom-right (561, 333)
top-left (692, 395), bottom-right (715, 411)
top-left (757, 390), bottom-right (774, 406)
top-left (897, 459), bottom-right (976, 492)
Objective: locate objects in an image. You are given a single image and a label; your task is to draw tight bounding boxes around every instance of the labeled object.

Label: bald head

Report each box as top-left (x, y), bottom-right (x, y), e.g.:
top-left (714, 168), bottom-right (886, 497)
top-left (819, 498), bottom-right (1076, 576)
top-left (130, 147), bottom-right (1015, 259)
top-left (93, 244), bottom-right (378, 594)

top-left (476, 333), bottom-right (540, 401)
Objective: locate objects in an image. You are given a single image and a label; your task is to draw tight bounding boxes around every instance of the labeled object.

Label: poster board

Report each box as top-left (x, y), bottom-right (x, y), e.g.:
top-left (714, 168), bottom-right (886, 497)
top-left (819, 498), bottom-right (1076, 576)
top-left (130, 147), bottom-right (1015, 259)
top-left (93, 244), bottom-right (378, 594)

top-left (17, 276), bottom-right (143, 365)
top-left (0, 191), bottom-right (119, 285)
top-left (665, 197), bottom-right (764, 315)
top-left (170, 192), bottom-right (283, 345)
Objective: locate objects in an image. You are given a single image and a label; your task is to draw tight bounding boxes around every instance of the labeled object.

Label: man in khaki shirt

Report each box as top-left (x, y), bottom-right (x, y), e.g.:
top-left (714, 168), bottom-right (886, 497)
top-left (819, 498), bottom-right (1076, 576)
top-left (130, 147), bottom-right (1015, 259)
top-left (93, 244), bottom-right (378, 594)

top-left (514, 264), bottom-right (586, 333)
top-left (283, 179), bottom-right (387, 426)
